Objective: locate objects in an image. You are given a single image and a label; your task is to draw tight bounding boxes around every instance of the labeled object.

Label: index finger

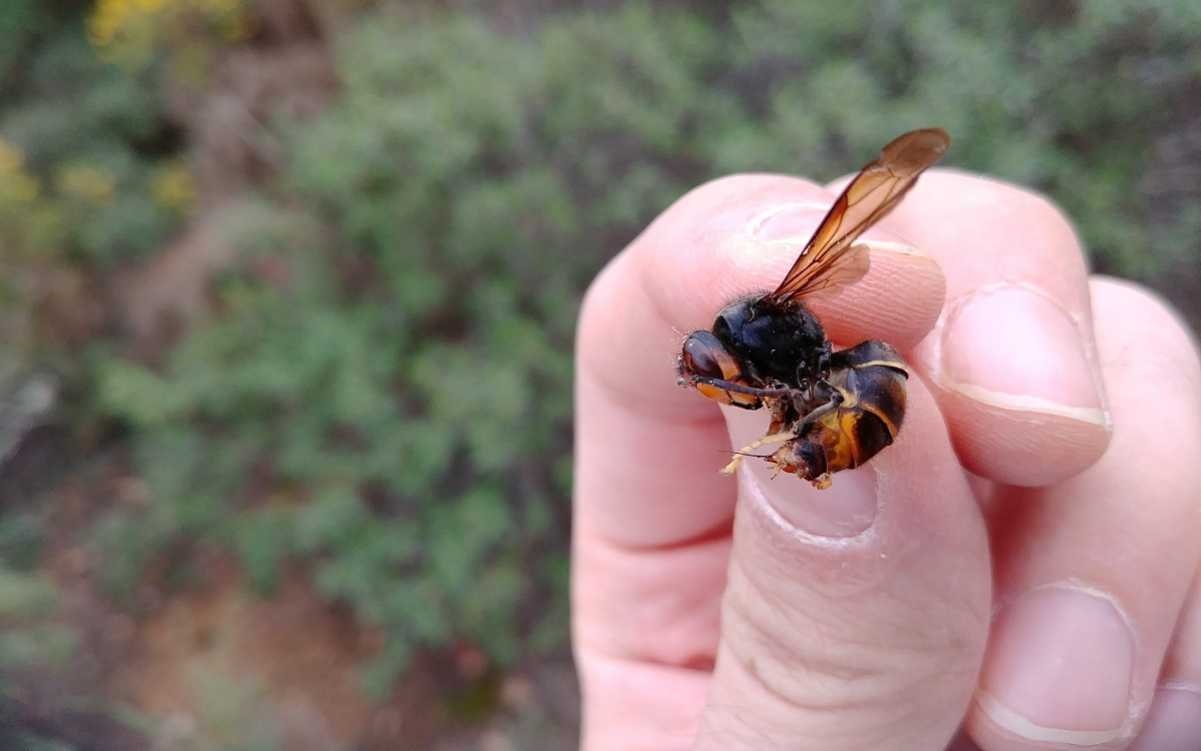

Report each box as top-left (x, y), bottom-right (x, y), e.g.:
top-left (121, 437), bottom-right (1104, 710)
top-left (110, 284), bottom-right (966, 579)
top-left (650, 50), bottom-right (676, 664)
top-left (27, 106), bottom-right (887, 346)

top-left (574, 173), bottom-right (947, 549)
top-left (833, 170), bottom-right (1112, 486)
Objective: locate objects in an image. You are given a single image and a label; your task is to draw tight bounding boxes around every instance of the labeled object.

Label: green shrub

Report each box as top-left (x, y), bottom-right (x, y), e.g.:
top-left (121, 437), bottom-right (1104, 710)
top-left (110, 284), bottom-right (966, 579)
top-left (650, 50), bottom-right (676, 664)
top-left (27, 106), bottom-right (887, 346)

top-left (0, 568), bottom-right (76, 669)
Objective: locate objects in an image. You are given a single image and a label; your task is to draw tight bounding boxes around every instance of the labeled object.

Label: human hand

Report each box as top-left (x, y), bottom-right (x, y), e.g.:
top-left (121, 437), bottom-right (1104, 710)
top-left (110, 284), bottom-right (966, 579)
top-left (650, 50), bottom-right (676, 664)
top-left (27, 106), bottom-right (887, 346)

top-left (572, 169), bottom-right (1201, 750)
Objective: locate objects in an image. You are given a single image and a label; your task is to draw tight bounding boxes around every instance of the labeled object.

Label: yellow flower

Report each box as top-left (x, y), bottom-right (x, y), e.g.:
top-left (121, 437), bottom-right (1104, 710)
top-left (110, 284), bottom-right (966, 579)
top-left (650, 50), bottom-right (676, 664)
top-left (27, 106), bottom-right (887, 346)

top-left (11, 179), bottom-right (40, 203)
top-left (151, 162), bottom-right (196, 210)
top-left (0, 138), bottom-right (25, 173)
top-left (89, 0), bottom-right (250, 53)
top-left (58, 165), bottom-right (117, 203)
top-left (89, 0), bottom-right (145, 50)
top-left (0, 139), bottom-right (41, 204)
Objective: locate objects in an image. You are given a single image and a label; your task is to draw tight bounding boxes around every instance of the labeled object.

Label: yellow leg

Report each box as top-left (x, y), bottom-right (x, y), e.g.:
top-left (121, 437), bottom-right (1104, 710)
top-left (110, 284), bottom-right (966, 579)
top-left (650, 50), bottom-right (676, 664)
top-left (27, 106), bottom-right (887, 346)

top-left (809, 472), bottom-right (832, 490)
top-left (720, 431), bottom-right (794, 475)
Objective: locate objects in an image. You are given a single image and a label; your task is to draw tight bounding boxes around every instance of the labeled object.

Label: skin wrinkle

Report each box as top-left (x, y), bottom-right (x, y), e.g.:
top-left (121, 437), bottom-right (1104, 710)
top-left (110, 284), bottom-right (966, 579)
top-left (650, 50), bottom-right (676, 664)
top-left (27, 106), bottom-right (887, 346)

top-left (723, 555), bottom-right (889, 691)
top-left (572, 524), bottom-right (727, 667)
top-left (721, 536), bottom-right (982, 710)
top-left (576, 644), bottom-right (712, 682)
top-left (711, 600), bottom-right (974, 751)
top-left (698, 713), bottom-right (917, 751)
top-left (579, 368), bottom-right (725, 436)
top-left (716, 618), bottom-right (865, 717)
top-left (575, 448), bottom-right (731, 546)
top-left (695, 697), bottom-right (815, 751)
top-left (575, 368), bottom-right (736, 546)
top-left (577, 648), bottom-right (710, 751)
top-left (574, 600), bottom-right (718, 672)
top-left (584, 511), bottom-right (734, 556)
top-left (576, 605), bottom-right (718, 672)
top-left (742, 519), bottom-right (888, 597)
top-left (571, 386), bottom-right (730, 545)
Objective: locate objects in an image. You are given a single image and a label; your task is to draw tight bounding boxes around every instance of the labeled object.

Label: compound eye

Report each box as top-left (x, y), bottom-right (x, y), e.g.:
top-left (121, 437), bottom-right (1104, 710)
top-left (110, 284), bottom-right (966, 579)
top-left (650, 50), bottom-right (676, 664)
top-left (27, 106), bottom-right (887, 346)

top-left (682, 331), bottom-right (741, 381)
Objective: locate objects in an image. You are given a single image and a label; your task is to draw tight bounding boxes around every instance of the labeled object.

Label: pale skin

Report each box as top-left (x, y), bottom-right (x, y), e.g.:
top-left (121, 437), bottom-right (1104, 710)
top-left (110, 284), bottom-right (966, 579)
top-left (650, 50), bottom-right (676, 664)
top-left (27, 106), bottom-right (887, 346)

top-left (573, 169), bottom-right (1201, 750)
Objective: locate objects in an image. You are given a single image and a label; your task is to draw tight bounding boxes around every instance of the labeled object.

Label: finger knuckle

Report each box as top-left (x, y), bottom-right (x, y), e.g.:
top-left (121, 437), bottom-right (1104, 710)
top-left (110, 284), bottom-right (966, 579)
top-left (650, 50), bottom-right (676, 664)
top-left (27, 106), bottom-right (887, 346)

top-left (930, 171), bottom-right (1088, 271)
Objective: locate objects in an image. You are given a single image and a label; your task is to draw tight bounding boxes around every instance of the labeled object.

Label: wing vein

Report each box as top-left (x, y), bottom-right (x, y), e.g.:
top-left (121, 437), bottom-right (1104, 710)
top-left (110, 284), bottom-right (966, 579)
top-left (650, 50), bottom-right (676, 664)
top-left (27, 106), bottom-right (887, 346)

top-left (766, 128), bottom-right (949, 304)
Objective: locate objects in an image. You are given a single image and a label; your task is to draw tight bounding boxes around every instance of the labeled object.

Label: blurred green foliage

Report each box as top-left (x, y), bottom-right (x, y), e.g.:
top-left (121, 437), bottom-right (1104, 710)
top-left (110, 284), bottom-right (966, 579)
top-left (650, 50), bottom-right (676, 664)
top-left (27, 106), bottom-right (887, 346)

top-left (0, 5), bottom-right (191, 273)
top-left (1, 0), bottom-right (1199, 737)
top-left (721, 0), bottom-right (1201, 278)
top-left (0, 567), bottom-right (80, 751)
top-left (0, 570), bottom-right (75, 668)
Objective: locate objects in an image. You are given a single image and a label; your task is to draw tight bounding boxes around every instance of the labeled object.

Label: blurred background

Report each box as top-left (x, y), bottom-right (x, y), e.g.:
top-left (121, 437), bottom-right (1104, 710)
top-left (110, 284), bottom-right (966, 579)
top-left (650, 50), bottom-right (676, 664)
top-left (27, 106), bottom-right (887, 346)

top-left (0, 1), bottom-right (1197, 749)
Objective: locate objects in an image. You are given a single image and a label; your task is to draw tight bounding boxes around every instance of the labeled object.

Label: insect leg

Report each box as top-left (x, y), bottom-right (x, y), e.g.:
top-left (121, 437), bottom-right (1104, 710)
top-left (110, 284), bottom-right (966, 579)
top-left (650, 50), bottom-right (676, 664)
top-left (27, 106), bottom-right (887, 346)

top-left (798, 390), bottom-right (844, 423)
top-left (721, 430), bottom-right (795, 475)
top-left (683, 375), bottom-right (792, 398)
top-left (721, 390), bottom-right (845, 476)
top-left (789, 383), bottom-right (844, 428)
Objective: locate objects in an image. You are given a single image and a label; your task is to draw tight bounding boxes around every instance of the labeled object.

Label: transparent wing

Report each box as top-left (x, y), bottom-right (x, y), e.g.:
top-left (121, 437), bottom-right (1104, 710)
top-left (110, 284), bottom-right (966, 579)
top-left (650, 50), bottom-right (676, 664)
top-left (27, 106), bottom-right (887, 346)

top-left (767, 128), bottom-right (949, 303)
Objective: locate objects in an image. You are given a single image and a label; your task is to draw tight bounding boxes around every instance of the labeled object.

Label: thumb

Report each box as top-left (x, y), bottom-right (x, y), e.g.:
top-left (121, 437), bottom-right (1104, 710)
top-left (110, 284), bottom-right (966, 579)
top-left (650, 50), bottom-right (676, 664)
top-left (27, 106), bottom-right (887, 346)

top-left (696, 377), bottom-right (991, 751)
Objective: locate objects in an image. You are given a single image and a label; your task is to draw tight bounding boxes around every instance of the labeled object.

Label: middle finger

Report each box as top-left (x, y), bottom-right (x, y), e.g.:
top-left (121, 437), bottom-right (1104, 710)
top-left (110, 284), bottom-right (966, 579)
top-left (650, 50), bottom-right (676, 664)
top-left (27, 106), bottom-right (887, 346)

top-left (969, 277), bottom-right (1201, 750)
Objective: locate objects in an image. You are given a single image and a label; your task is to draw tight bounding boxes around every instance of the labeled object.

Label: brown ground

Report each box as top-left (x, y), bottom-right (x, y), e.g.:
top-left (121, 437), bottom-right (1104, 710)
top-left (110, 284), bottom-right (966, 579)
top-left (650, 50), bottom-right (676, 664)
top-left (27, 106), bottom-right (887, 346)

top-left (24, 454), bottom-right (575, 749)
top-left (106, 564), bottom-right (444, 750)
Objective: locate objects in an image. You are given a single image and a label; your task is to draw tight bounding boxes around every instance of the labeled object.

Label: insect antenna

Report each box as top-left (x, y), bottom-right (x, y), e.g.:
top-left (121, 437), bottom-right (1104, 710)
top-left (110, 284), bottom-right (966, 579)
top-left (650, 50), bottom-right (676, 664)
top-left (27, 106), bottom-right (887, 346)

top-left (725, 449), bottom-right (777, 459)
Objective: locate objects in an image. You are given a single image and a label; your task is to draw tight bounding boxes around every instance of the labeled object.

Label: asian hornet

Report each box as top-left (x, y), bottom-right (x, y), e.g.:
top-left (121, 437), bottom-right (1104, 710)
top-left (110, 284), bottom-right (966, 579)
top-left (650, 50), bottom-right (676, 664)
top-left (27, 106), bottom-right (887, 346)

top-left (676, 128), bottom-right (949, 488)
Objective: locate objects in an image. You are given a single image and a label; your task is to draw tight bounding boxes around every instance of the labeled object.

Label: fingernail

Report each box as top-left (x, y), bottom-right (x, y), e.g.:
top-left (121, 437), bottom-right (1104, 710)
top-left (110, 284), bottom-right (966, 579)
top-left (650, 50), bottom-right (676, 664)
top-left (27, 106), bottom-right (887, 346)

top-left (753, 204), bottom-right (923, 257)
top-left (748, 202), bottom-right (829, 241)
top-left (744, 463), bottom-right (878, 539)
top-left (724, 408), bottom-right (879, 539)
top-left (1128, 687), bottom-right (1201, 751)
top-left (978, 585), bottom-right (1133, 745)
top-left (941, 284), bottom-right (1109, 426)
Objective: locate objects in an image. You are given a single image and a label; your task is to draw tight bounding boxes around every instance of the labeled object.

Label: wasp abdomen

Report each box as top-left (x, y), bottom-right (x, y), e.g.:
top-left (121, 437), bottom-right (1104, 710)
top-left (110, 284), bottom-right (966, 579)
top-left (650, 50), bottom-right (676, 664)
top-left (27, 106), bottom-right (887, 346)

top-left (842, 407), bottom-right (896, 468)
top-left (837, 355), bottom-right (907, 443)
top-left (771, 340), bottom-right (908, 483)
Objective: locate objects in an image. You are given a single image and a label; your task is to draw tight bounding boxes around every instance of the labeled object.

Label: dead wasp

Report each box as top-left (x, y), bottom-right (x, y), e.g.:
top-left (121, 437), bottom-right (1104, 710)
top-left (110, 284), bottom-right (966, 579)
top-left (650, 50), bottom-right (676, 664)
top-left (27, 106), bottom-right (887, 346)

top-left (676, 128), bottom-right (949, 488)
